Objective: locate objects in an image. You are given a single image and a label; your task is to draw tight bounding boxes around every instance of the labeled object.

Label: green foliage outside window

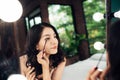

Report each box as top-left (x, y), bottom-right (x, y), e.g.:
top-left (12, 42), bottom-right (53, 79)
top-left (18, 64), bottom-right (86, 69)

top-left (83, 0), bottom-right (106, 54)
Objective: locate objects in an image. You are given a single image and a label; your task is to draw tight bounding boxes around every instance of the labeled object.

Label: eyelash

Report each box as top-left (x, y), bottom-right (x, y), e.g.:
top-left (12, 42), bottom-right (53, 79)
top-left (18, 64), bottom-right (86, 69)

top-left (54, 35), bottom-right (57, 38)
top-left (44, 38), bottom-right (49, 41)
top-left (45, 35), bottom-right (57, 40)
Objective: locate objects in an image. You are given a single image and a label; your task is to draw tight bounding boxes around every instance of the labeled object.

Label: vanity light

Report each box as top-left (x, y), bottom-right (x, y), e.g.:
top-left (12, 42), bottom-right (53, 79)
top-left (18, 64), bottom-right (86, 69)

top-left (114, 10), bottom-right (120, 18)
top-left (94, 41), bottom-right (104, 51)
top-left (0, 0), bottom-right (23, 22)
top-left (93, 10), bottom-right (120, 22)
top-left (92, 12), bottom-right (104, 22)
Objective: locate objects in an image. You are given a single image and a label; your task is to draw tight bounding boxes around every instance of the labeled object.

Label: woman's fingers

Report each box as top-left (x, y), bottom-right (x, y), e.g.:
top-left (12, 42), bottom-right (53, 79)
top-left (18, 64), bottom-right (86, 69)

top-left (29, 72), bottom-right (36, 80)
top-left (37, 51), bottom-right (49, 65)
top-left (26, 66), bottom-right (36, 80)
top-left (86, 67), bottom-right (97, 80)
top-left (37, 51), bottom-right (43, 59)
top-left (26, 66), bottom-right (35, 74)
top-left (37, 51), bottom-right (44, 64)
top-left (42, 53), bottom-right (49, 63)
top-left (90, 69), bottom-right (102, 80)
top-left (86, 67), bottom-right (102, 80)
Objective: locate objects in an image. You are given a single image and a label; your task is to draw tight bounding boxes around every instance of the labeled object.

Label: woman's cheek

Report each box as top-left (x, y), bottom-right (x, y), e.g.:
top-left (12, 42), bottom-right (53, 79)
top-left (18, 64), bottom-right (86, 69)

top-left (46, 48), bottom-right (58, 55)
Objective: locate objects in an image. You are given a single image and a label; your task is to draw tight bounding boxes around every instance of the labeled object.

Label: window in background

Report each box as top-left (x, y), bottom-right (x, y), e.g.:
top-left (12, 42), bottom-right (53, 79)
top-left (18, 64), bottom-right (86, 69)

top-left (25, 8), bottom-right (41, 31)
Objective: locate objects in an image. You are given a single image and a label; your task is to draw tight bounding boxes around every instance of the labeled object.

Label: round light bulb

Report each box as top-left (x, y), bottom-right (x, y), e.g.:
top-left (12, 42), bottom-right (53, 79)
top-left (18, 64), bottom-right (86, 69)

top-left (0, 0), bottom-right (23, 22)
top-left (114, 10), bottom-right (120, 18)
top-left (94, 41), bottom-right (104, 50)
top-left (93, 12), bottom-right (104, 22)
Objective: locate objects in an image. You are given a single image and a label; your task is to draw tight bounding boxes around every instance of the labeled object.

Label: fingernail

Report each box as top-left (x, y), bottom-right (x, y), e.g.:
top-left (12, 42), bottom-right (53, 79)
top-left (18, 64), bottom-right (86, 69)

top-left (26, 62), bottom-right (31, 67)
top-left (98, 68), bottom-right (103, 71)
top-left (94, 67), bottom-right (98, 70)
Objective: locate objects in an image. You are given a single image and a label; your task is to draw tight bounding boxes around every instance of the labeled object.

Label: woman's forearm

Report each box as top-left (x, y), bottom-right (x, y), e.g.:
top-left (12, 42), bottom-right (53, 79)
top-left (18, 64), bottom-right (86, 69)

top-left (42, 66), bottom-right (51, 80)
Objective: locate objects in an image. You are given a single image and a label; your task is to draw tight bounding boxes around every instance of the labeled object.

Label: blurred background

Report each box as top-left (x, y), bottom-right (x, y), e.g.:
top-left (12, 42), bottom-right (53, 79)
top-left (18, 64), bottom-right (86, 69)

top-left (0, 0), bottom-right (119, 65)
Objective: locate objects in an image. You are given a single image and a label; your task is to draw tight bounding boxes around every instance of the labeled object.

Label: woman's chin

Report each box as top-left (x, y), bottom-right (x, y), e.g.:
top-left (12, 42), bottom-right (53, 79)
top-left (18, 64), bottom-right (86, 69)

top-left (51, 50), bottom-right (57, 55)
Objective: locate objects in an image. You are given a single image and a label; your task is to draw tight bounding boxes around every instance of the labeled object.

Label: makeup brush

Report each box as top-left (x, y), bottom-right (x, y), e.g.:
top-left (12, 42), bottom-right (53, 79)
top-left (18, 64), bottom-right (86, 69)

top-left (42, 39), bottom-right (48, 56)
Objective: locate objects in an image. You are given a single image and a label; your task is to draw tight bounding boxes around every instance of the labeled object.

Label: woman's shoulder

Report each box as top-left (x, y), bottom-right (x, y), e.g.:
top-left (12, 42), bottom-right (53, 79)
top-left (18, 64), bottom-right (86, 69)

top-left (19, 54), bottom-right (28, 75)
top-left (19, 54), bottom-right (28, 68)
top-left (19, 54), bottom-right (28, 61)
top-left (19, 54), bottom-right (28, 66)
top-left (57, 57), bottom-right (66, 68)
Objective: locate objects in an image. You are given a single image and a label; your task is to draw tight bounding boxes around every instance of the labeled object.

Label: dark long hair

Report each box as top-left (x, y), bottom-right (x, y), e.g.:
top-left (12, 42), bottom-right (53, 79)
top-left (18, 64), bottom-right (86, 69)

top-left (0, 51), bottom-right (20, 80)
top-left (25, 22), bottom-right (65, 76)
top-left (107, 19), bottom-right (120, 80)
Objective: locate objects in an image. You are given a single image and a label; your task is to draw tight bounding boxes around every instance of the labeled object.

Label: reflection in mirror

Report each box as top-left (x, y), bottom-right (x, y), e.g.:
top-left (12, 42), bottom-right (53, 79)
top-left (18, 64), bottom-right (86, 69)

top-left (48, 4), bottom-right (78, 57)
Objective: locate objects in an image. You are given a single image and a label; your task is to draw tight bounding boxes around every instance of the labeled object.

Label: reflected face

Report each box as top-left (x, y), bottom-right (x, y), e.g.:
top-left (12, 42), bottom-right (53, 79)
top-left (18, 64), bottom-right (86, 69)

top-left (36, 27), bottom-right (58, 56)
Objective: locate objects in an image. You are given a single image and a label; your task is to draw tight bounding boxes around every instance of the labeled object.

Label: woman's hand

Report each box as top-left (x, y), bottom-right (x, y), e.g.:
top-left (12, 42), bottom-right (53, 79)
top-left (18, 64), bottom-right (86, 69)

top-left (37, 51), bottom-right (49, 68)
top-left (37, 51), bottom-right (51, 80)
top-left (86, 67), bottom-right (103, 80)
top-left (25, 66), bottom-right (36, 80)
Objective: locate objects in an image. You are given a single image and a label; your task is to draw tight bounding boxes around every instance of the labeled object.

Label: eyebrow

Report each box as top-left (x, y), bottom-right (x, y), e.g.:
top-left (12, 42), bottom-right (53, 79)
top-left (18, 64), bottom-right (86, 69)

top-left (42, 34), bottom-right (50, 38)
top-left (42, 33), bottom-right (56, 38)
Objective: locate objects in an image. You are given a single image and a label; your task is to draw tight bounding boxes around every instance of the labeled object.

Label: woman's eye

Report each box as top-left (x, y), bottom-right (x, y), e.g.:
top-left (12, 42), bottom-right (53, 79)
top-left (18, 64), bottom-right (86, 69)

top-left (54, 35), bottom-right (57, 38)
top-left (45, 38), bottom-right (50, 40)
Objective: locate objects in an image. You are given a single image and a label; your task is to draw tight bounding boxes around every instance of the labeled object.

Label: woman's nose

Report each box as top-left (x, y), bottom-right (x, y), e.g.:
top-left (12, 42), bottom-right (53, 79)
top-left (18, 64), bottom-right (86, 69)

top-left (50, 38), bottom-right (57, 44)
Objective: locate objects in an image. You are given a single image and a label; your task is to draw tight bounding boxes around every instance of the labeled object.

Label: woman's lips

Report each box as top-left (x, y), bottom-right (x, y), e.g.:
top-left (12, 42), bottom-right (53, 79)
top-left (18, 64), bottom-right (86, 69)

top-left (51, 46), bottom-right (57, 49)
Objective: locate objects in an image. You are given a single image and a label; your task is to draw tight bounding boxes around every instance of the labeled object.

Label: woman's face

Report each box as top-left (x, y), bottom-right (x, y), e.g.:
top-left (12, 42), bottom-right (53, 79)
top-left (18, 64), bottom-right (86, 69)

top-left (36, 27), bottom-right (58, 56)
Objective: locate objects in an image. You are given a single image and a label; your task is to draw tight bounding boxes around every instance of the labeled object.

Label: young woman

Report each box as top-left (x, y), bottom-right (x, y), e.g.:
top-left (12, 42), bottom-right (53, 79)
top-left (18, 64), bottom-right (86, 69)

top-left (20, 22), bottom-right (66, 80)
top-left (86, 19), bottom-right (120, 80)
